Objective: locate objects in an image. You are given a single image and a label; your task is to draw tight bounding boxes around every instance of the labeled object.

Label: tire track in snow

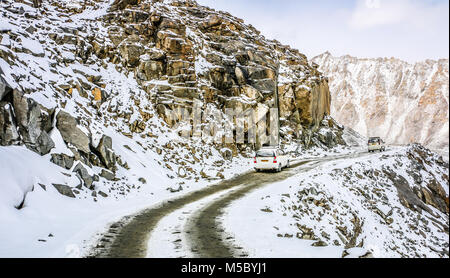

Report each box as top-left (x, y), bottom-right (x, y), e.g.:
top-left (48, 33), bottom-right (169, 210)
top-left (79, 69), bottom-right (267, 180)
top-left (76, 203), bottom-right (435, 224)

top-left (185, 161), bottom-right (322, 258)
top-left (89, 151), bottom-right (370, 258)
top-left (186, 151), bottom-right (373, 258)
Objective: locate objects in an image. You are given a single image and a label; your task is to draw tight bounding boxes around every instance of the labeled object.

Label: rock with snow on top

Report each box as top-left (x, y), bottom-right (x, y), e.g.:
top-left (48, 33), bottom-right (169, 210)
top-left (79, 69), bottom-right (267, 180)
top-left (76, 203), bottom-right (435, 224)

top-left (52, 184), bottom-right (75, 198)
top-left (56, 110), bottom-right (91, 154)
top-left (12, 91), bottom-right (55, 155)
top-left (96, 135), bottom-right (116, 171)
top-left (73, 162), bottom-right (94, 189)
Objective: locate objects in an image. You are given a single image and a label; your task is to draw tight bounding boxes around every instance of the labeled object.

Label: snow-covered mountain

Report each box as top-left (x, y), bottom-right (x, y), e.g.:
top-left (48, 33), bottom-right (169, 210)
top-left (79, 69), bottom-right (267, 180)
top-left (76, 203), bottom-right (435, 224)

top-left (0, 0), bottom-right (448, 258)
top-left (0, 0), bottom-right (340, 203)
top-left (0, 0), bottom-right (346, 256)
top-left (312, 52), bottom-right (449, 152)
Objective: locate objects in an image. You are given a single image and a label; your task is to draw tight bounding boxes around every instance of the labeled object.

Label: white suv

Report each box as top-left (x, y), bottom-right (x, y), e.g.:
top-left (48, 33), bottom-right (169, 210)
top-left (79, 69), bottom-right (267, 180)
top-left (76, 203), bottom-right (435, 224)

top-left (254, 147), bottom-right (290, 172)
top-left (368, 137), bottom-right (386, 152)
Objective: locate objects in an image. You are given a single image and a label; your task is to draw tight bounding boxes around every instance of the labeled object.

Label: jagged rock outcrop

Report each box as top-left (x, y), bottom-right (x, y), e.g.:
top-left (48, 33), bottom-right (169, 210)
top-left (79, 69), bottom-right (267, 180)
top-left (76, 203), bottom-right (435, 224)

top-left (101, 0), bottom-right (333, 148)
top-left (0, 77), bottom-right (54, 154)
top-left (52, 184), bottom-right (76, 198)
top-left (50, 153), bottom-right (75, 170)
top-left (13, 91), bottom-right (55, 155)
top-left (73, 162), bottom-right (95, 189)
top-left (265, 143), bottom-right (449, 258)
top-left (0, 0), bottom-right (339, 161)
top-left (295, 116), bottom-right (346, 149)
top-left (0, 23), bottom-right (118, 190)
top-left (312, 52), bottom-right (449, 151)
top-left (95, 135), bottom-right (116, 171)
top-left (100, 169), bottom-right (115, 181)
top-left (0, 0), bottom-right (340, 192)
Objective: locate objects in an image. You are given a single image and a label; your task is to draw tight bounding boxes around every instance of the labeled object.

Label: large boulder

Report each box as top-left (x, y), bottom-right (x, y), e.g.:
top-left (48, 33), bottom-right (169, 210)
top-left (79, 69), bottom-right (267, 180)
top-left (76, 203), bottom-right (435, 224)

top-left (12, 91), bottom-right (55, 155)
top-left (52, 184), bottom-right (76, 198)
top-left (100, 169), bottom-right (115, 181)
top-left (95, 135), bottom-right (116, 171)
top-left (56, 110), bottom-right (91, 154)
top-left (50, 153), bottom-right (75, 170)
top-left (73, 162), bottom-right (94, 189)
top-left (34, 132), bottom-right (55, 155)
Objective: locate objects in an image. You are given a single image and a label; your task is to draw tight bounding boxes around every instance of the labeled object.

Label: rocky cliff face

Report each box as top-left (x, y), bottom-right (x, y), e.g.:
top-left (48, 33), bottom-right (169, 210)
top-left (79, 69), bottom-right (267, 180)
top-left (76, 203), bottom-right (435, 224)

top-left (103, 0), bottom-right (334, 148)
top-left (0, 0), bottom-right (340, 198)
top-left (0, 0), bottom-right (338, 153)
top-left (312, 52), bottom-right (449, 151)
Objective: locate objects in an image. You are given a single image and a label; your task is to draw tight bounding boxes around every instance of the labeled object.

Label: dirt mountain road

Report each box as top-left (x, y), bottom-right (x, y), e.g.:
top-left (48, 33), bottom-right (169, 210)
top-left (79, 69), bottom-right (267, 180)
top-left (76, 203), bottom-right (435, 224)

top-left (89, 151), bottom-right (369, 258)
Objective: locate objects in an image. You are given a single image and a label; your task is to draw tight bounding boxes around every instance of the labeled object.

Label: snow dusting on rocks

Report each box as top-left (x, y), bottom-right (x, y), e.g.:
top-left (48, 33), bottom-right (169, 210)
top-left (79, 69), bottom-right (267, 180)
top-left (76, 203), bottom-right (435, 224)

top-left (222, 145), bottom-right (449, 258)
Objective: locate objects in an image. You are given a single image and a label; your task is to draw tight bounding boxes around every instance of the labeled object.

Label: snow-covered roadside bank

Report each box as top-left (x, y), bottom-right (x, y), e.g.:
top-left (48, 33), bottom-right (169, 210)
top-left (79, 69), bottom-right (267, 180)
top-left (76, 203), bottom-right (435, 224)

top-left (0, 131), bottom-right (367, 258)
top-left (221, 145), bottom-right (449, 258)
top-left (0, 144), bottom-right (252, 258)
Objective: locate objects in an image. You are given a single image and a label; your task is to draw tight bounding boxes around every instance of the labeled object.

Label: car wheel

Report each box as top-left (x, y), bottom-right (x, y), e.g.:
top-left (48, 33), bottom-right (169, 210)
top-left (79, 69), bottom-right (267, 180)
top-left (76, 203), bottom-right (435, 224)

top-left (287, 160), bottom-right (290, 168)
top-left (277, 164), bottom-right (282, 172)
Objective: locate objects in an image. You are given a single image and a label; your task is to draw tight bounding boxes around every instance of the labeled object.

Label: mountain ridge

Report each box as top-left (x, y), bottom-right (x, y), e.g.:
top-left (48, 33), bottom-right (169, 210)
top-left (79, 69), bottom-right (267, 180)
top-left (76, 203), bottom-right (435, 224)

top-left (312, 51), bottom-right (449, 151)
top-left (314, 51), bottom-right (449, 65)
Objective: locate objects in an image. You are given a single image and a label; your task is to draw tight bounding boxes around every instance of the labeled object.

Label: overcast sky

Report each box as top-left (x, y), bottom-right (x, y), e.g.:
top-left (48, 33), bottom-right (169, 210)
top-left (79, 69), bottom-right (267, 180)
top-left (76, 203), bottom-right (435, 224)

top-left (195, 0), bottom-right (449, 63)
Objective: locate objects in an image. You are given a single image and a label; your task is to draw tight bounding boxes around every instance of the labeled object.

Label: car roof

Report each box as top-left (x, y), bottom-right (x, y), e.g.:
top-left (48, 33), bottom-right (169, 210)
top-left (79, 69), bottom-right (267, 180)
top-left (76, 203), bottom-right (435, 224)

top-left (258, 147), bottom-right (279, 151)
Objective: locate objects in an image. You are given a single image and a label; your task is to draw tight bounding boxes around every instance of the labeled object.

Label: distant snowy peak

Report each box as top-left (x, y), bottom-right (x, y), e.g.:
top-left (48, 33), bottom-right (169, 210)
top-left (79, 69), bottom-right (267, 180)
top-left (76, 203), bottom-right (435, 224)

top-left (312, 52), bottom-right (449, 151)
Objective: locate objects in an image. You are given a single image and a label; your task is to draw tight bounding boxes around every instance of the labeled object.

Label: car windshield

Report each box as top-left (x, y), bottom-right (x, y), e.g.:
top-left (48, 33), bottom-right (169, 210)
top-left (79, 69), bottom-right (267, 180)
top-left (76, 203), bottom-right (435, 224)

top-left (256, 150), bottom-right (275, 157)
top-left (369, 138), bottom-right (380, 143)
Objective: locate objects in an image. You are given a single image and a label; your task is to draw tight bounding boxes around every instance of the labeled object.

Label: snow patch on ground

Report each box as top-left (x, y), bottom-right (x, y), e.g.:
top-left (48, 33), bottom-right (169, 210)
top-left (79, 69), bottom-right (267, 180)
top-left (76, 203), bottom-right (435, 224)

top-left (221, 146), bottom-right (449, 258)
